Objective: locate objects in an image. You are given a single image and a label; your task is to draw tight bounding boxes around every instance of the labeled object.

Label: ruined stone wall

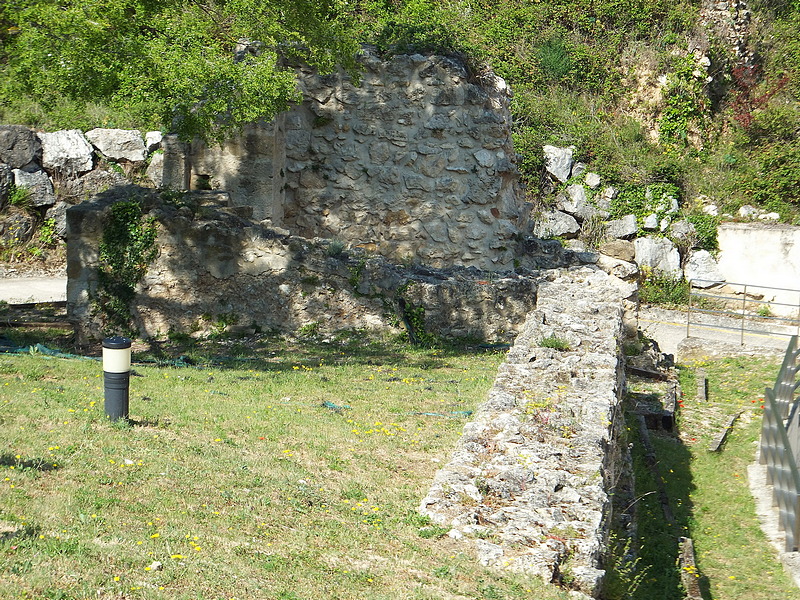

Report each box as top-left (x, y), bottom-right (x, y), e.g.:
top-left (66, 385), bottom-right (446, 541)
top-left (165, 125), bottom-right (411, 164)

top-left (420, 267), bottom-right (634, 598)
top-left (164, 50), bottom-right (526, 271)
top-left (67, 189), bottom-right (538, 343)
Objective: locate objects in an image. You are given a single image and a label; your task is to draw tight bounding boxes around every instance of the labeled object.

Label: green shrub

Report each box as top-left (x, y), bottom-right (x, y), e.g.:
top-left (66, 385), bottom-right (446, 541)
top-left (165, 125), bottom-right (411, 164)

top-left (685, 213), bottom-right (718, 251)
top-left (639, 269), bottom-right (689, 306)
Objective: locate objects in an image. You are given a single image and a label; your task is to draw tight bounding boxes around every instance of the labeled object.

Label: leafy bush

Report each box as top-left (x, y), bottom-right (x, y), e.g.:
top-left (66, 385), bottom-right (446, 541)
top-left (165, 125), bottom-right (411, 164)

top-left (639, 270), bottom-right (689, 306)
top-left (686, 213), bottom-right (719, 251)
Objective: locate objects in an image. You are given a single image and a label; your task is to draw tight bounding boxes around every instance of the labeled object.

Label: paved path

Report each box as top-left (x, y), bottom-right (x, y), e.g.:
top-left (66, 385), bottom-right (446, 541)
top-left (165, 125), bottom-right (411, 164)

top-left (0, 277), bottom-right (67, 305)
top-left (638, 305), bottom-right (793, 357)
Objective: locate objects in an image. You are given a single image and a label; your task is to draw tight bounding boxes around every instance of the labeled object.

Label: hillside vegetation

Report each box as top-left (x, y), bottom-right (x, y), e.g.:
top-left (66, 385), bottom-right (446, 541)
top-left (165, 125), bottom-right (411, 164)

top-left (1, 0), bottom-right (799, 220)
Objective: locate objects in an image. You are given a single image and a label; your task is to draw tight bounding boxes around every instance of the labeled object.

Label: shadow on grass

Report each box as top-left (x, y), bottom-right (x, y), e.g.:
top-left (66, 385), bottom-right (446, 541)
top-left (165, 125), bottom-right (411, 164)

top-left (0, 453), bottom-right (60, 472)
top-left (627, 416), bottom-right (705, 600)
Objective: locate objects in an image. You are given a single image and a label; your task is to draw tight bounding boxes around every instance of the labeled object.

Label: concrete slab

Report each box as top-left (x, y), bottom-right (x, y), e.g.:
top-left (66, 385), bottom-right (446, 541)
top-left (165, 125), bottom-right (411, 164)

top-left (0, 277), bottom-right (67, 305)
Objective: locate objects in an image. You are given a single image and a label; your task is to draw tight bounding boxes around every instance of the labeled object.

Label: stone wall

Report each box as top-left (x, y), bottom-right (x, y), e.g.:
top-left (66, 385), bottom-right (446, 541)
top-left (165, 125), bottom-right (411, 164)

top-left (67, 188), bottom-right (539, 344)
top-left (420, 267), bottom-right (634, 597)
top-left (162, 49), bottom-right (526, 271)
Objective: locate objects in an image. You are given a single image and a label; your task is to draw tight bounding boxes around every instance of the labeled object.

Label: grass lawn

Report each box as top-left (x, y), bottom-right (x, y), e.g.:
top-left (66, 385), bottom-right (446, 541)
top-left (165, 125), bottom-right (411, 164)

top-left (0, 328), bottom-right (572, 600)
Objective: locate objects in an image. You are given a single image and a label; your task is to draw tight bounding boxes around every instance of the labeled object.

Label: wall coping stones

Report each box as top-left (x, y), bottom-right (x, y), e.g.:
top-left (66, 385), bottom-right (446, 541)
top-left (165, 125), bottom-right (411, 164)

top-left (419, 266), bottom-right (629, 598)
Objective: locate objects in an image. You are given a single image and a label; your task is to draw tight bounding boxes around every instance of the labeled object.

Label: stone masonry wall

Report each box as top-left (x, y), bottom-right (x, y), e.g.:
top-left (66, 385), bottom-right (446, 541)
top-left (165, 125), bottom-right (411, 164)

top-left (67, 188), bottom-right (538, 344)
top-left (420, 267), bottom-right (634, 598)
top-left (163, 49), bottom-right (526, 271)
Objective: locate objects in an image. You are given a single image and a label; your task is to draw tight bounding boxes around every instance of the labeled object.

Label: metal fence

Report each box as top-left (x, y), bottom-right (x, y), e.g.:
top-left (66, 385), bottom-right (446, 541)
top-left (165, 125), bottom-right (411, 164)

top-left (688, 280), bottom-right (800, 345)
top-left (759, 335), bottom-right (800, 552)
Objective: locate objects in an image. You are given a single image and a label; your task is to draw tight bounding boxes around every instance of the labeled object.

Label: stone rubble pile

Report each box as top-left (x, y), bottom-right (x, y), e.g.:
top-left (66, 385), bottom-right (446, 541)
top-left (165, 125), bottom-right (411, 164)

top-left (0, 124), bottom-right (163, 244)
top-left (420, 267), bottom-right (632, 598)
top-left (535, 144), bottom-right (727, 288)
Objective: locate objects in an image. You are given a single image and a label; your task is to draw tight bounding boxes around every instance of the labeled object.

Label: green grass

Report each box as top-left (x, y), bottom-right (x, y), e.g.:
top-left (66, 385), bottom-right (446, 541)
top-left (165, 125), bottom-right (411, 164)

top-left (625, 354), bottom-right (799, 600)
top-left (0, 331), bottom-right (572, 600)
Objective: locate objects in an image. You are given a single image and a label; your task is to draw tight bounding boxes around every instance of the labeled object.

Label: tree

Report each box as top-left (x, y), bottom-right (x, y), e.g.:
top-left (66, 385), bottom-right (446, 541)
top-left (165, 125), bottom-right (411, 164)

top-left (0, 0), bottom-right (359, 139)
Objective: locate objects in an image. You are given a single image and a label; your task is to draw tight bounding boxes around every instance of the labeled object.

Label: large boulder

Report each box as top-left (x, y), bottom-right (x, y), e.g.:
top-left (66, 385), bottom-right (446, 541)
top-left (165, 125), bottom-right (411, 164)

top-left (634, 236), bottom-right (681, 277)
top-left (532, 209), bottom-right (580, 238)
top-left (684, 250), bottom-right (724, 287)
top-left (558, 184), bottom-right (608, 221)
top-left (543, 145), bottom-right (574, 183)
top-left (605, 214), bottom-right (638, 239)
top-left (12, 168), bottom-right (56, 207)
top-left (85, 128), bottom-right (147, 162)
top-left (55, 169), bottom-right (128, 203)
top-left (599, 239), bottom-right (635, 262)
top-left (0, 125), bottom-right (40, 169)
top-left (38, 129), bottom-right (94, 174)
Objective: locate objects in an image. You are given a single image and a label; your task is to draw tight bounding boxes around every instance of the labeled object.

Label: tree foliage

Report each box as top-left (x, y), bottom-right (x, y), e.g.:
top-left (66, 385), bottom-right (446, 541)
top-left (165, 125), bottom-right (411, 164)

top-left (0, 0), bottom-right (359, 139)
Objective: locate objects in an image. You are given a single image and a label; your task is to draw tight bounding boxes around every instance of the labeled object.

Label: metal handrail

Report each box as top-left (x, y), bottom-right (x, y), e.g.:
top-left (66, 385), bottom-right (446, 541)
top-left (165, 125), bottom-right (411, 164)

top-left (760, 336), bottom-right (800, 551)
top-left (688, 279), bottom-right (800, 345)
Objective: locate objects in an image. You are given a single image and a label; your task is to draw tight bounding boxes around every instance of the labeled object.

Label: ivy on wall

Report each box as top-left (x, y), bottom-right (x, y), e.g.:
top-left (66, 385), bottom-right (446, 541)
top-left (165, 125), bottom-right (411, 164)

top-left (95, 200), bottom-right (158, 335)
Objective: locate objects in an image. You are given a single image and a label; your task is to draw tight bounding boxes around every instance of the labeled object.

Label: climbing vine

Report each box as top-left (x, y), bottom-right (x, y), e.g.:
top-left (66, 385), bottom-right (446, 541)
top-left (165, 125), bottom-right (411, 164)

top-left (658, 56), bottom-right (708, 146)
top-left (95, 200), bottom-right (158, 335)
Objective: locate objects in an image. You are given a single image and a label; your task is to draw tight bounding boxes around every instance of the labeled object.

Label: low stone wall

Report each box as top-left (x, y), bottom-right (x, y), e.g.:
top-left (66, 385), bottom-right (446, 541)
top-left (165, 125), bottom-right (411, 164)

top-left (67, 188), bottom-right (539, 343)
top-left (420, 267), bottom-right (632, 598)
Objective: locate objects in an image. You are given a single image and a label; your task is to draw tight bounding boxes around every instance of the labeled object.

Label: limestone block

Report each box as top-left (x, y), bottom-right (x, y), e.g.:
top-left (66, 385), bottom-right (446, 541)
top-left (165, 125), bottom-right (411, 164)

top-left (605, 214), bottom-right (637, 239)
top-left (146, 152), bottom-right (165, 187)
top-left (585, 172), bottom-right (601, 189)
top-left (543, 145), bottom-right (574, 183)
top-left (38, 129), bottom-right (94, 174)
top-left (634, 236), bottom-right (681, 276)
top-left (12, 168), bottom-right (55, 207)
top-left (669, 219), bottom-right (696, 244)
top-left (85, 128), bottom-right (147, 162)
top-left (596, 254), bottom-right (638, 280)
top-left (684, 250), bottom-right (724, 287)
top-left (643, 213), bottom-right (659, 230)
top-left (598, 239), bottom-right (635, 262)
top-left (559, 184), bottom-right (606, 221)
top-left (532, 210), bottom-right (580, 238)
top-left (145, 131), bottom-right (163, 153)
top-left (0, 125), bottom-right (40, 169)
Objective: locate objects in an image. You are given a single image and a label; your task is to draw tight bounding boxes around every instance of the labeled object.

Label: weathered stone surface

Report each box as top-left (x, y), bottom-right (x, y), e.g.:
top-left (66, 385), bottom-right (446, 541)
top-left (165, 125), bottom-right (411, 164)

top-left (0, 125), bottom-right (40, 169)
top-left (634, 236), bottom-right (681, 276)
top-left (684, 250), bottom-right (724, 287)
top-left (0, 164), bottom-right (12, 206)
top-left (45, 201), bottom-right (71, 239)
top-left (669, 219), bottom-right (696, 244)
top-left (533, 210), bottom-right (580, 238)
top-left (558, 184), bottom-right (608, 222)
top-left (146, 152), bottom-right (165, 187)
top-left (145, 131), bottom-right (163, 153)
top-left (543, 145), bottom-right (574, 183)
top-left (643, 213), bottom-right (659, 230)
top-left (599, 239), bottom-right (635, 262)
top-left (12, 168), bottom-right (55, 207)
top-left (605, 214), bottom-right (638, 239)
top-left (67, 189), bottom-right (539, 344)
top-left (0, 207), bottom-right (35, 244)
top-left (420, 266), bottom-right (629, 596)
top-left (38, 129), bottom-right (94, 174)
top-left (85, 128), bottom-right (147, 162)
top-left (585, 172), bottom-right (601, 189)
top-left (596, 254), bottom-right (638, 280)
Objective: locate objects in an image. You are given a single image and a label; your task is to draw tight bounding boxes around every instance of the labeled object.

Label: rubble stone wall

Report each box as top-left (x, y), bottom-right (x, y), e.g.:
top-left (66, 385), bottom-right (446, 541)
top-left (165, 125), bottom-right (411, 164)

top-left (420, 267), bottom-right (632, 598)
top-left (66, 189), bottom-right (538, 344)
top-left (162, 50), bottom-right (526, 271)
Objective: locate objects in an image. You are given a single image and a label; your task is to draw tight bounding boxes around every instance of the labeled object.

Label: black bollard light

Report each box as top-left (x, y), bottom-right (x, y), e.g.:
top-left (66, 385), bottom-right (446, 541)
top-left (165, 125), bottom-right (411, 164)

top-left (103, 336), bottom-right (132, 421)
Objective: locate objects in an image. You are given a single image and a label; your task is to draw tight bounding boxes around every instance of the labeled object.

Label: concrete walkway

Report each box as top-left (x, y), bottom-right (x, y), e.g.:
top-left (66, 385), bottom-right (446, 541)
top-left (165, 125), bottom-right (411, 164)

top-left (638, 305), bottom-right (792, 358)
top-left (0, 277), bottom-right (67, 305)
